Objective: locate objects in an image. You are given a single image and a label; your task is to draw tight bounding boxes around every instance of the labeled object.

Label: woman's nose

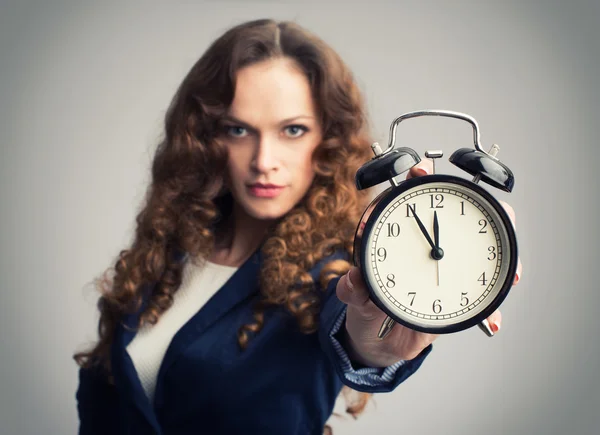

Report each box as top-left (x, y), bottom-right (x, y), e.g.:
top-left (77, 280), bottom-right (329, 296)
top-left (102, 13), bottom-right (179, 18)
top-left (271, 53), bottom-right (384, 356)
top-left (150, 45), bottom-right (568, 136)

top-left (251, 137), bottom-right (280, 173)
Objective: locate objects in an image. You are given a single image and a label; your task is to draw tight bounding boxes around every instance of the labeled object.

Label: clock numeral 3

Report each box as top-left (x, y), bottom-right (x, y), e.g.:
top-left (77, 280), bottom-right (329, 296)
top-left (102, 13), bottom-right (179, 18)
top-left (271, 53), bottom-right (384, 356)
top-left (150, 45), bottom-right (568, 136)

top-left (488, 246), bottom-right (497, 260)
top-left (377, 247), bottom-right (387, 262)
top-left (386, 274), bottom-right (396, 288)
top-left (386, 222), bottom-right (400, 237)
top-left (432, 299), bottom-right (442, 314)
top-left (430, 194), bottom-right (444, 208)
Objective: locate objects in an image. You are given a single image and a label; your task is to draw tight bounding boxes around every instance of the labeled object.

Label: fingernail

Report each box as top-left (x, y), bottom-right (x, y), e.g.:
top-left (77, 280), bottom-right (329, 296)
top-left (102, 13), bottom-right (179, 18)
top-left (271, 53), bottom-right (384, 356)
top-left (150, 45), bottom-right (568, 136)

top-left (514, 271), bottom-right (520, 284)
top-left (491, 321), bottom-right (501, 333)
top-left (345, 270), bottom-right (354, 291)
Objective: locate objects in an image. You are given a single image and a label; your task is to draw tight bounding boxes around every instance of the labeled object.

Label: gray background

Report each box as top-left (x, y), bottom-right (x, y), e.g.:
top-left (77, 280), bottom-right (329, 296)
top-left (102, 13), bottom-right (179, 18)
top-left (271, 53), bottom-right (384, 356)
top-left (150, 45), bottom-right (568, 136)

top-left (1, 0), bottom-right (598, 434)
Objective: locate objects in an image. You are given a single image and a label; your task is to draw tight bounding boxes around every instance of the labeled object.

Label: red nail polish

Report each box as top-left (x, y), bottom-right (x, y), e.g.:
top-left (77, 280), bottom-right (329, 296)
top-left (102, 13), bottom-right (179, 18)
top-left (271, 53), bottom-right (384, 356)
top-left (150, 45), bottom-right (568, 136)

top-left (490, 322), bottom-right (500, 333)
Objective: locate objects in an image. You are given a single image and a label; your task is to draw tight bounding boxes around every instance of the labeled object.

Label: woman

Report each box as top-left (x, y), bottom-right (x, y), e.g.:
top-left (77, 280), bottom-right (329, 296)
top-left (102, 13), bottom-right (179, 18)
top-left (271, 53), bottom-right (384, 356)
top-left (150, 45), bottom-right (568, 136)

top-left (74, 18), bottom-right (521, 434)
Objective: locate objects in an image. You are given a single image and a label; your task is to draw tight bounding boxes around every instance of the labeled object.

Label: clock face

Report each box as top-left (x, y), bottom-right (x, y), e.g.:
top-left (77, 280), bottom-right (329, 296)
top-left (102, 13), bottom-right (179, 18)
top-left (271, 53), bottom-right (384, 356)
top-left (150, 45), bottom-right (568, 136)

top-left (360, 175), bottom-right (517, 333)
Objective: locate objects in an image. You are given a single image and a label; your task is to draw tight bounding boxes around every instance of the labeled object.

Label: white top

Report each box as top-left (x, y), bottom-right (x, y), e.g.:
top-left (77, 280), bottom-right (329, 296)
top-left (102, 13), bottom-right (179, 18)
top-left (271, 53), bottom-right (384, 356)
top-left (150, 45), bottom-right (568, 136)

top-left (126, 260), bottom-right (237, 402)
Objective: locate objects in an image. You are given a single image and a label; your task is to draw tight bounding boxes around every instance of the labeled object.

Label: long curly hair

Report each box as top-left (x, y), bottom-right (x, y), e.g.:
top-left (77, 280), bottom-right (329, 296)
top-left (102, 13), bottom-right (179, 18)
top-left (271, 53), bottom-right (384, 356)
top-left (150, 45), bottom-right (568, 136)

top-left (74, 18), bottom-right (376, 427)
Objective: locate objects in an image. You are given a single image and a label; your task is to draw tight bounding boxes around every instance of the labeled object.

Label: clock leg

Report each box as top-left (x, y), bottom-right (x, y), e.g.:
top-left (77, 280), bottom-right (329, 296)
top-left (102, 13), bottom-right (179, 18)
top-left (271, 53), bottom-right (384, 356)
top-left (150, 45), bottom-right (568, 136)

top-left (378, 316), bottom-right (396, 339)
top-left (477, 318), bottom-right (495, 337)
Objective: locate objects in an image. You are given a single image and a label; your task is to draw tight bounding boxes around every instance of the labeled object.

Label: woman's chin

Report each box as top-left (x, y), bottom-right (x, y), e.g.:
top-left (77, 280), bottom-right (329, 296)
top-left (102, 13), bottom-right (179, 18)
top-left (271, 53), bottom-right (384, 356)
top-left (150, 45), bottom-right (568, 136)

top-left (243, 201), bottom-right (291, 222)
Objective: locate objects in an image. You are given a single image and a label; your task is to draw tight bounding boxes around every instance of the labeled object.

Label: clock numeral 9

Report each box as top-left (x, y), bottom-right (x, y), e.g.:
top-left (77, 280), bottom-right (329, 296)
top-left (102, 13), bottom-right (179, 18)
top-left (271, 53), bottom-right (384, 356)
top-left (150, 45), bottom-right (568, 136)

top-left (460, 292), bottom-right (469, 307)
top-left (488, 246), bottom-right (497, 260)
top-left (386, 222), bottom-right (400, 237)
top-left (478, 219), bottom-right (488, 233)
top-left (407, 292), bottom-right (416, 306)
top-left (478, 272), bottom-right (487, 286)
top-left (386, 274), bottom-right (396, 288)
top-left (432, 299), bottom-right (442, 314)
top-left (430, 194), bottom-right (444, 208)
top-left (377, 247), bottom-right (387, 262)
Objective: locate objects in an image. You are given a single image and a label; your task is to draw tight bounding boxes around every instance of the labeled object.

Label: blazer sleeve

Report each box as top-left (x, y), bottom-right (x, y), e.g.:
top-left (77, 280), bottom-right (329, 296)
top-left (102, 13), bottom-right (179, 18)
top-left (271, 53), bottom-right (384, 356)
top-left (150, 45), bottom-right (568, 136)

top-left (317, 263), bottom-right (432, 393)
top-left (76, 365), bottom-right (124, 435)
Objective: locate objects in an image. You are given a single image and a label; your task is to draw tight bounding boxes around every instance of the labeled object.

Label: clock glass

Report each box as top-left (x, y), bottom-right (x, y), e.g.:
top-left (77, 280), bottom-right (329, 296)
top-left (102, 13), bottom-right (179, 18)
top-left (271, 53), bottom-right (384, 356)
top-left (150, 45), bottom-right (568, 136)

top-left (362, 176), bottom-right (515, 332)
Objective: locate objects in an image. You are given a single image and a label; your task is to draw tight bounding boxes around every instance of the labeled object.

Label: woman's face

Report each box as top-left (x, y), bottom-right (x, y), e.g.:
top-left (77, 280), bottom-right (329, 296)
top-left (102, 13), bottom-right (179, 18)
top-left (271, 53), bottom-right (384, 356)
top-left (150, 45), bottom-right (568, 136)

top-left (219, 58), bottom-right (323, 222)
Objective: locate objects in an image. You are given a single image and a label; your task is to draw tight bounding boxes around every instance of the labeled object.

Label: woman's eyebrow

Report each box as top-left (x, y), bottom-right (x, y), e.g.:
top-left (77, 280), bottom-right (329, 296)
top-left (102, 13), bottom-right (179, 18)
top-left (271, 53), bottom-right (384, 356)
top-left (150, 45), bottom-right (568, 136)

top-left (221, 115), bottom-right (315, 129)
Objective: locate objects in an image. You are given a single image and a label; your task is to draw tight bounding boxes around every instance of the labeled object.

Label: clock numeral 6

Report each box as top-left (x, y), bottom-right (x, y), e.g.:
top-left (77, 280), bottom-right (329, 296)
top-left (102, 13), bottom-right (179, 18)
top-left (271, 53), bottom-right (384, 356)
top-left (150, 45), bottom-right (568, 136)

top-left (386, 222), bottom-right (400, 237)
top-left (432, 299), bottom-right (442, 314)
top-left (377, 247), bottom-right (387, 262)
top-left (386, 274), bottom-right (396, 288)
top-left (460, 292), bottom-right (469, 307)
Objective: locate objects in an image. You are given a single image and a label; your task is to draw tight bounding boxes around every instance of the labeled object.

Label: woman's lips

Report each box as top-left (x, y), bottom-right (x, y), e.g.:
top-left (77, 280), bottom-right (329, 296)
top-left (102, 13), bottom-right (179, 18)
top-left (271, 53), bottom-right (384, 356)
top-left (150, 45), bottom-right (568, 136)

top-left (247, 184), bottom-right (285, 198)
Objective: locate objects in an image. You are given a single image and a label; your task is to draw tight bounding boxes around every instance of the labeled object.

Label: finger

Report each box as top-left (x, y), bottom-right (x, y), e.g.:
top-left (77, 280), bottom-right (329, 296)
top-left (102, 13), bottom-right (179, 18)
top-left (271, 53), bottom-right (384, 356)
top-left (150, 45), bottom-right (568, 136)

top-left (486, 309), bottom-right (502, 333)
top-left (514, 257), bottom-right (522, 285)
top-left (336, 267), bottom-right (381, 316)
top-left (497, 201), bottom-right (522, 285)
top-left (407, 159), bottom-right (433, 179)
top-left (498, 200), bottom-right (516, 229)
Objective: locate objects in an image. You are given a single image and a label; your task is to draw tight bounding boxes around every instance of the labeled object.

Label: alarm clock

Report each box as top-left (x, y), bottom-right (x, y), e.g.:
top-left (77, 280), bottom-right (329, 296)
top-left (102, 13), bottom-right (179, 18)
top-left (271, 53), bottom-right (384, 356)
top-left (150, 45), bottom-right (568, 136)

top-left (353, 110), bottom-right (518, 339)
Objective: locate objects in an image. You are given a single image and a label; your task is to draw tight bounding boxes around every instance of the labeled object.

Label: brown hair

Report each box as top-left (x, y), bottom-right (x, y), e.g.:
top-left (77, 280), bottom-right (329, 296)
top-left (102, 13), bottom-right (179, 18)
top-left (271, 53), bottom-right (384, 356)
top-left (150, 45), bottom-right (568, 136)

top-left (74, 18), bottom-right (375, 428)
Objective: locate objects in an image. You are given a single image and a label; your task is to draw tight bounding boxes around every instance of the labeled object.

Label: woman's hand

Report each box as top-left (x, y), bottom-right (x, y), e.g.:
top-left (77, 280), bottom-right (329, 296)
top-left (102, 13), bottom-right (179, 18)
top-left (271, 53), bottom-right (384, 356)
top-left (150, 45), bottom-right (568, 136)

top-left (336, 160), bottom-right (523, 368)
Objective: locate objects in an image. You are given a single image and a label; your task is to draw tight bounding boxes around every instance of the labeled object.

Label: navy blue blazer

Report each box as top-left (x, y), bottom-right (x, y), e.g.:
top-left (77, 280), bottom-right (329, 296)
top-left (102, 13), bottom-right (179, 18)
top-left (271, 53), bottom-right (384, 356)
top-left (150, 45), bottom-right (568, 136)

top-left (76, 249), bottom-right (431, 434)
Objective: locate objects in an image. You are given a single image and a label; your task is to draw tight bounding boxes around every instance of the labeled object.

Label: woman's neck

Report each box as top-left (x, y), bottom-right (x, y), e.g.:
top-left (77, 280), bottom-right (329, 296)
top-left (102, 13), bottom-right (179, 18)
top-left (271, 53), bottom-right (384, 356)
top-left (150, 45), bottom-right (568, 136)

top-left (210, 203), bottom-right (275, 268)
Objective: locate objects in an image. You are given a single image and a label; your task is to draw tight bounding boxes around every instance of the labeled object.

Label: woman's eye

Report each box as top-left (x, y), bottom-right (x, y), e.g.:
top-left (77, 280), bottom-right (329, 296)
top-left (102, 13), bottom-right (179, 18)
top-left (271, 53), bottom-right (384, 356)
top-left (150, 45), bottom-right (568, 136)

top-left (284, 125), bottom-right (308, 138)
top-left (224, 125), bottom-right (248, 138)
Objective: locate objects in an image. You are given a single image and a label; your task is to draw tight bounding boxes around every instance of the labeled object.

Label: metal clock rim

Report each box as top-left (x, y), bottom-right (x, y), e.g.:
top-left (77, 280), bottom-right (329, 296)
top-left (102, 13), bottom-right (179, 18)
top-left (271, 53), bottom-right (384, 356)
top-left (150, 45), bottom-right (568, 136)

top-left (357, 174), bottom-right (519, 335)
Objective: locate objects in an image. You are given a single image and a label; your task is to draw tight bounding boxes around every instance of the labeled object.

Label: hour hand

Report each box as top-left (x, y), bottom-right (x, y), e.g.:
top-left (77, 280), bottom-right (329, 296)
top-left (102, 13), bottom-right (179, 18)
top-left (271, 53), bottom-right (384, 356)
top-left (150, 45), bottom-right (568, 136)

top-left (408, 205), bottom-right (435, 250)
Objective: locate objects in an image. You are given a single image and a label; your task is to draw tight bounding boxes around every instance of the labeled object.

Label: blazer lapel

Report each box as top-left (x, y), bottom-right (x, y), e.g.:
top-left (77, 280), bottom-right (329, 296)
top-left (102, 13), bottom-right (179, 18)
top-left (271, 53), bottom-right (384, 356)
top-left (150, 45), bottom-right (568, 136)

top-left (110, 247), bottom-right (263, 429)
top-left (109, 247), bottom-right (188, 433)
top-left (152, 248), bottom-right (262, 405)
top-left (111, 306), bottom-right (163, 433)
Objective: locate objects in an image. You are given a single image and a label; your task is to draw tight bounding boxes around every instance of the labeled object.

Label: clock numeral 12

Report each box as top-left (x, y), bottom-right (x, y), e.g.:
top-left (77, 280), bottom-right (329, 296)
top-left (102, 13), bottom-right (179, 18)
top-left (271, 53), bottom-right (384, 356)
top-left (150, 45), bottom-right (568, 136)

top-left (430, 194), bottom-right (444, 208)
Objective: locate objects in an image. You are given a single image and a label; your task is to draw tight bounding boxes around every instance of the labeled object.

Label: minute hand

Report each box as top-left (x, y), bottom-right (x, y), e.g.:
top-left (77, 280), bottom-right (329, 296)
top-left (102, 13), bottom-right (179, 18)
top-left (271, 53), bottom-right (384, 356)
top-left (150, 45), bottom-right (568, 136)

top-left (408, 205), bottom-right (435, 250)
top-left (434, 210), bottom-right (440, 248)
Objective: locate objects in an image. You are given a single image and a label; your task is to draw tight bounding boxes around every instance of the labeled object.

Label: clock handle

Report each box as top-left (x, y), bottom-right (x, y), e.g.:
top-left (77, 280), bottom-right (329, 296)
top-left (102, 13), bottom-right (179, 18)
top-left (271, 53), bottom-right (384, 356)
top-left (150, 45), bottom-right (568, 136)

top-left (378, 110), bottom-right (490, 158)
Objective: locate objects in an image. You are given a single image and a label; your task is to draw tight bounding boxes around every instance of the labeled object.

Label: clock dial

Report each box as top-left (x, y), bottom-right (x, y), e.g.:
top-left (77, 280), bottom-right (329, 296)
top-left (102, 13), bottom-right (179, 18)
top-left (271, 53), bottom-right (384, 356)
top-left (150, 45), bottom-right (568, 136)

top-left (363, 179), bottom-right (514, 330)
